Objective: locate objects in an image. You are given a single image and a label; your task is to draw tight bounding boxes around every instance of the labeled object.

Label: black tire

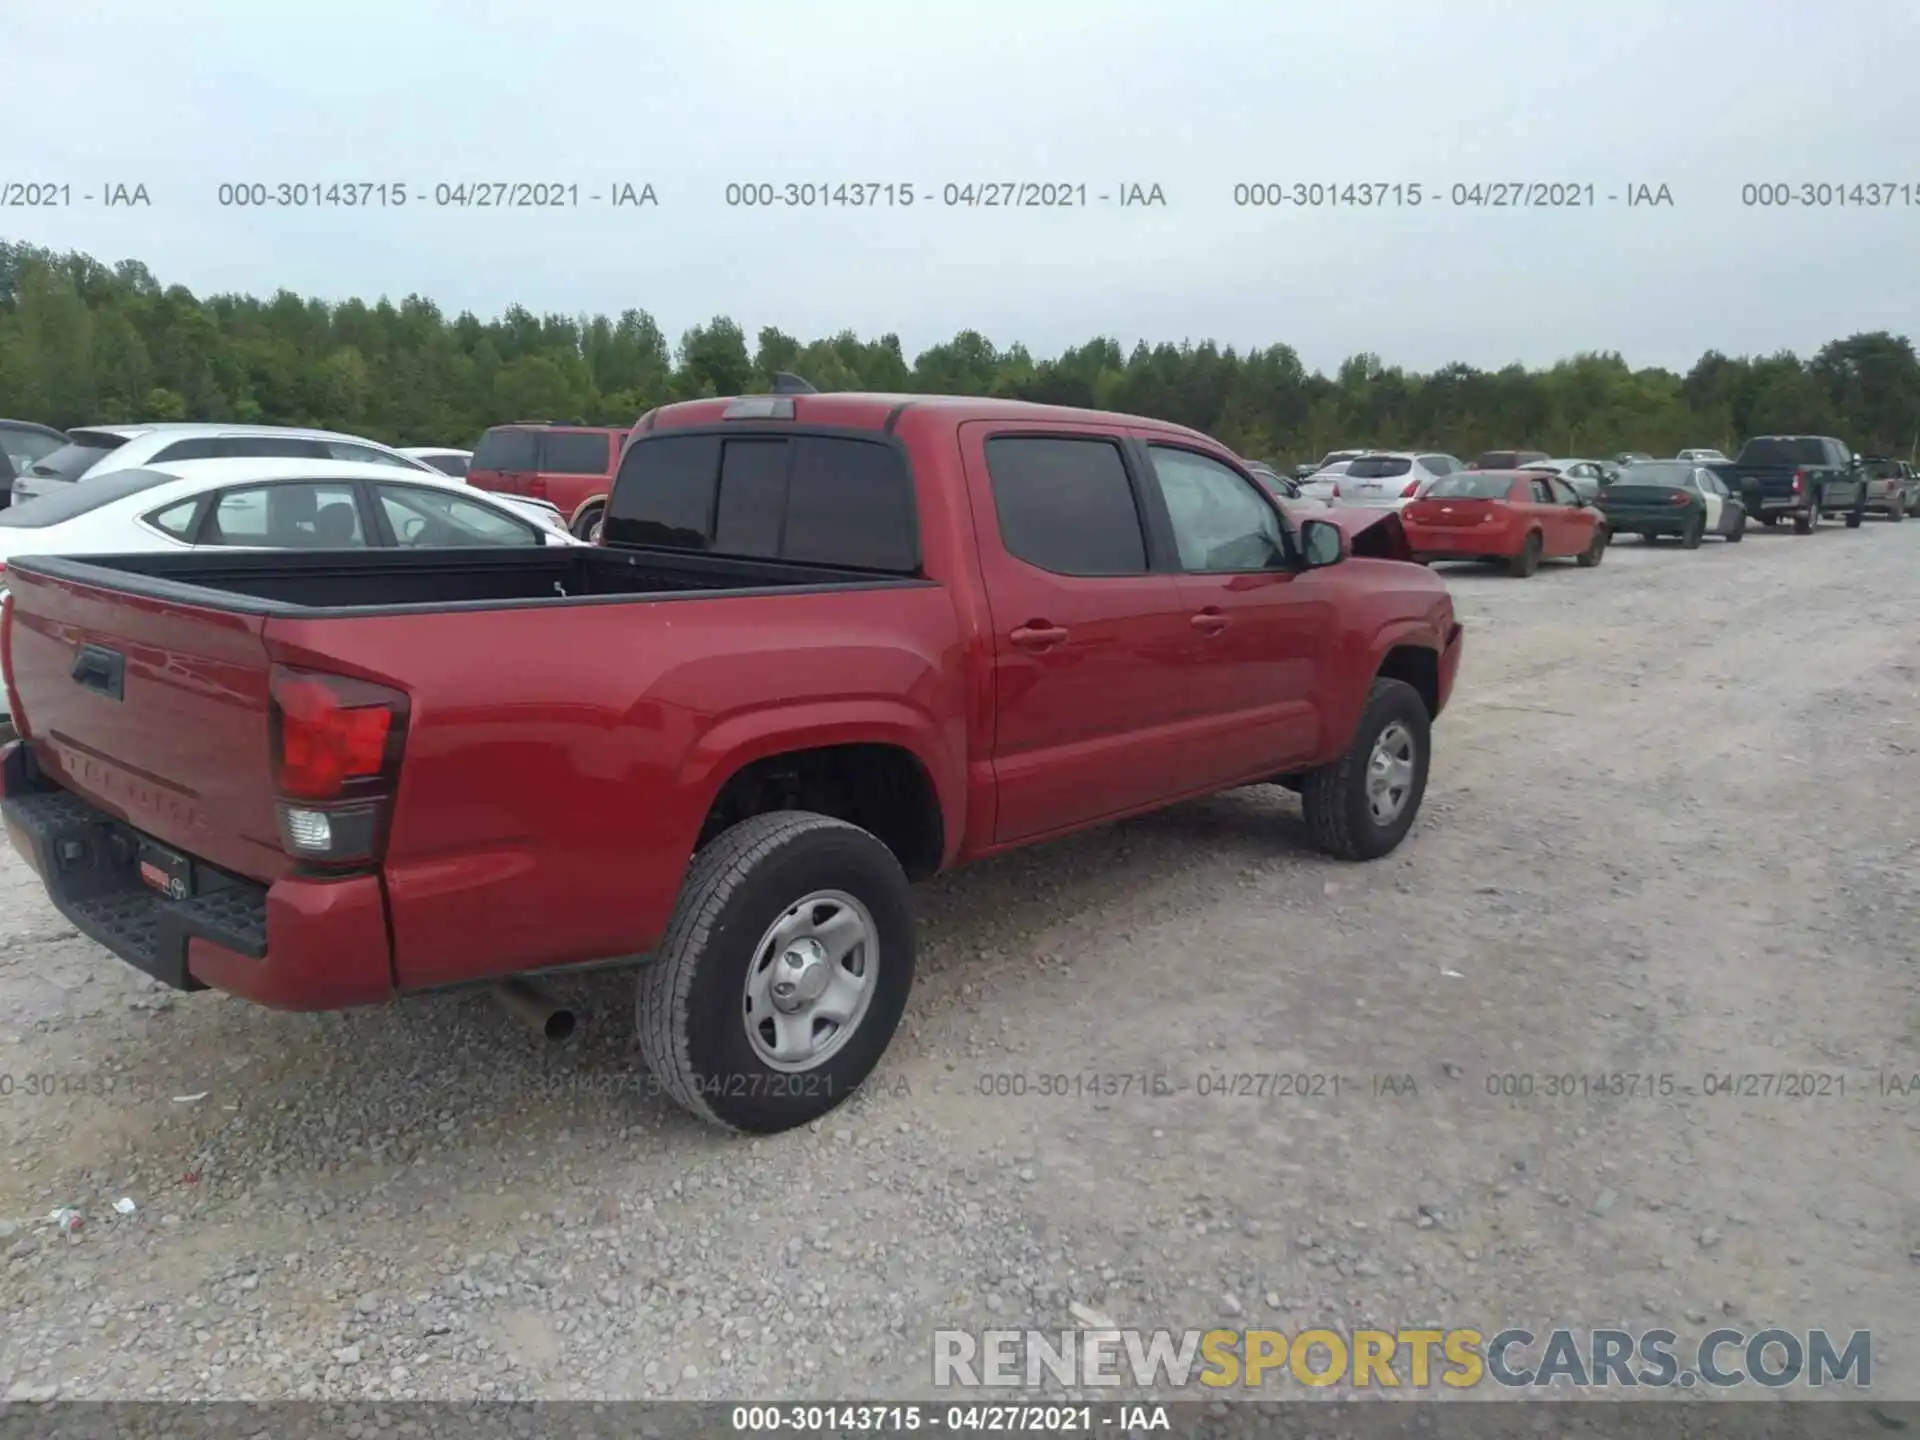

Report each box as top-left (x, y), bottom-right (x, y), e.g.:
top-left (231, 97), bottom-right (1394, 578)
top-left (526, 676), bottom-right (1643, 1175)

top-left (1845, 506), bottom-right (1864, 529)
top-left (1507, 530), bottom-right (1543, 577)
top-left (1301, 678), bottom-right (1431, 861)
top-left (635, 811), bottom-right (915, 1134)
top-left (1681, 514), bottom-right (1705, 550)
top-left (1793, 507), bottom-right (1814, 534)
top-left (1576, 526), bottom-right (1607, 567)
top-left (1726, 511), bottom-right (1745, 543)
top-left (570, 503), bottom-right (605, 540)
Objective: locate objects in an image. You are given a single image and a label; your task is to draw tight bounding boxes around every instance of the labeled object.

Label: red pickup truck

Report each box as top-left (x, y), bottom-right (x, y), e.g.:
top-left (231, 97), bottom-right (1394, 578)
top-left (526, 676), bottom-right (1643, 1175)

top-left (0, 391), bottom-right (1463, 1133)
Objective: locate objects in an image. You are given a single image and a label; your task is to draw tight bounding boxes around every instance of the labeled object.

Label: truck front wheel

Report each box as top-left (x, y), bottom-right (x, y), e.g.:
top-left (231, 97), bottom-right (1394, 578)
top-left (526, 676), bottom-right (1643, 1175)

top-left (636, 811), bottom-right (915, 1134)
top-left (1300, 678), bottom-right (1431, 861)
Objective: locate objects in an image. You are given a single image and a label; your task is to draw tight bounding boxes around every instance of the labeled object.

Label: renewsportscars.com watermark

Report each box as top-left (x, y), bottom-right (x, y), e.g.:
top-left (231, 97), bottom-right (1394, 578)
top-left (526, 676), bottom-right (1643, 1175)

top-left (933, 1326), bottom-right (1871, 1391)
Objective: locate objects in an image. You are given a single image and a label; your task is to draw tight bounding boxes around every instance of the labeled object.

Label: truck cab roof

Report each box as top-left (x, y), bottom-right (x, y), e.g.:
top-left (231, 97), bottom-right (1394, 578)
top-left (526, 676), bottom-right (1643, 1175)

top-left (640, 392), bottom-right (1223, 448)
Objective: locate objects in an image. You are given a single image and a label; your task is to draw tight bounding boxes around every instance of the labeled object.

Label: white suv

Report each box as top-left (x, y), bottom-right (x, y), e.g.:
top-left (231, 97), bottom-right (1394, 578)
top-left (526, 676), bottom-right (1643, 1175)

top-left (10, 423), bottom-right (432, 506)
top-left (1336, 451), bottom-right (1463, 508)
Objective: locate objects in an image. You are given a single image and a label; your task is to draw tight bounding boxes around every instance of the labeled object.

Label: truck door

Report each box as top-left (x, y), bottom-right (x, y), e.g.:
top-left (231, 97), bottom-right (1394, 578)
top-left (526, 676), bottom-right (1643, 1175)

top-left (956, 422), bottom-right (1192, 844)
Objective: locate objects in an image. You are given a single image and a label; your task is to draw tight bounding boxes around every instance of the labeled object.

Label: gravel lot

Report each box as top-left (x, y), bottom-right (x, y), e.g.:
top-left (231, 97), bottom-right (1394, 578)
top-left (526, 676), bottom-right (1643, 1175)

top-left (1, 521), bottom-right (1915, 1404)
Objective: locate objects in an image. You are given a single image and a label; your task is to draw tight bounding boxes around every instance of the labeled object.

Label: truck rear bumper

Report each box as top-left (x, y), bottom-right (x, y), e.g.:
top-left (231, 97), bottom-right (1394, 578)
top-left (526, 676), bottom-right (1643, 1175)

top-left (1, 741), bottom-right (393, 1010)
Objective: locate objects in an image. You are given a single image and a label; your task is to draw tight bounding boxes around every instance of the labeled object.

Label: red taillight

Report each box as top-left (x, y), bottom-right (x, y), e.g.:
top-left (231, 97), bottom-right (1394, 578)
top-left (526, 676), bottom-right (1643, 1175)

top-left (526, 476), bottom-right (548, 499)
top-left (1670, 492), bottom-right (1692, 505)
top-left (269, 666), bottom-right (408, 866)
top-left (1329, 483), bottom-right (1341, 497)
top-left (1791, 469), bottom-right (1805, 493)
top-left (1401, 480), bottom-right (1421, 498)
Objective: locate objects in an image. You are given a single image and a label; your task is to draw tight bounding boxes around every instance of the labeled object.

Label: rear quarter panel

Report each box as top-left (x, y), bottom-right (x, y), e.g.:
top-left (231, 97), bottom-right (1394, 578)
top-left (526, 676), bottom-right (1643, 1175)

top-left (268, 584), bottom-right (970, 991)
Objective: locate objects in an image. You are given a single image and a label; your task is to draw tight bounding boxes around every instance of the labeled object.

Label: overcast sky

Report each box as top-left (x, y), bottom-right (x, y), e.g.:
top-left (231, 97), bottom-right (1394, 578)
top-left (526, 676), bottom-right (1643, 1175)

top-left (5, 0), bottom-right (1917, 374)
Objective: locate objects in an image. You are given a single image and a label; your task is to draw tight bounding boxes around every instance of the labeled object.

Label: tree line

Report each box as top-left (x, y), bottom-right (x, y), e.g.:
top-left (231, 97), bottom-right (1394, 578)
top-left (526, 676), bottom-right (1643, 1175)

top-left (2, 240), bottom-right (1916, 469)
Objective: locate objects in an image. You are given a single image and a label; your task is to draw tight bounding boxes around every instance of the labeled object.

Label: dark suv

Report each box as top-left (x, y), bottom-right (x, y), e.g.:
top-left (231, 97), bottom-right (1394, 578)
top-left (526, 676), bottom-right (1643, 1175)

top-left (468, 423), bottom-right (630, 538)
top-left (1470, 449), bottom-right (1550, 470)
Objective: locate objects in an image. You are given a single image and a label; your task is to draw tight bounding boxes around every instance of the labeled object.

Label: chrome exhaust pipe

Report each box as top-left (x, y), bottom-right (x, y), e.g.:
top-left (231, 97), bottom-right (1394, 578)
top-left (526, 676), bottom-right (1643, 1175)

top-left (493, 978), bottom-right (576, 1042)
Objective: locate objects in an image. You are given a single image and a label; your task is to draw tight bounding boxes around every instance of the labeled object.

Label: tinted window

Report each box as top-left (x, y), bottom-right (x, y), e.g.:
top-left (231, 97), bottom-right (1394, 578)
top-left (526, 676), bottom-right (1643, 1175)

top-left (783, 437), bottom-right (917, 570)
top-left (1528, 478), bottom-right (1554, 503)
top-left (605, 435), bottom-right (720, 548)
top-left (153, 436), bottom-right (336, 463)
top-left (1736, 438), bottom-right (1826, 467)
top-left (1473, 452), bottom-right (1519, 469)
top-left (1150, 446), bottom-right (1286, 572)
top-left (987, 437), bottom-right (1146, 576)
top-left (422, 452), bottom-right (469, 477)
top-left (0, 468), bottom-right (177, 527)
top-left (541, 431), bottom-right (612, 475)
top-left (24, 436), bottom-right (125, 480)
top-left (147, 498), bottom-right (200, 537)
top-left (323, 440), bottom-right (415, 467)
top-left (149, 437), bottom-right (220, 463)
top-left (1428, 475), bottom-right (1517, 500)
top-left (203, 482), bottom-right (367, 547)
top-left (1620, 463), bottom-right (1692, 485)
top-left (1, 429), bottom-right (65, 475)
top-left (1346, 456), bottom-right (1413, 478)
top-left (1546, 477), bottom-right (1579, 505)
top-left (1418, 455), bottom-right (1455, 474)
top-left (712, 439), bottom-right (789, 557)
top-left (376, 484), bottom-right (540, 547)
top-left (473, 427), bottom-right (540, 470)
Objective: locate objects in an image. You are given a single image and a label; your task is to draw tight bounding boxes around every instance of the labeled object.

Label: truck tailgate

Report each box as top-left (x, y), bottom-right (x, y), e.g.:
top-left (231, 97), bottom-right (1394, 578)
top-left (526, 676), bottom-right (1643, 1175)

top-left (4, 564), bottom-right (288, 881)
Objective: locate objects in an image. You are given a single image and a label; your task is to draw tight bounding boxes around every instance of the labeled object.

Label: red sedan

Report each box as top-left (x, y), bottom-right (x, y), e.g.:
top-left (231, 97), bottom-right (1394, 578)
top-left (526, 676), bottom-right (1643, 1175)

top-left (1401, 469), bottom-right (1608, 577)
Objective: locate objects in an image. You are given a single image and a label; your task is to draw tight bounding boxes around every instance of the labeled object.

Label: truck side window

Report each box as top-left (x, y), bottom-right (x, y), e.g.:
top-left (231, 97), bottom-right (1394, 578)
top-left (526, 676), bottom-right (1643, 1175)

top-left (1148, 446), bottom-right (1287, 572)
top-left (985, 437), bottom-right (1148, 576)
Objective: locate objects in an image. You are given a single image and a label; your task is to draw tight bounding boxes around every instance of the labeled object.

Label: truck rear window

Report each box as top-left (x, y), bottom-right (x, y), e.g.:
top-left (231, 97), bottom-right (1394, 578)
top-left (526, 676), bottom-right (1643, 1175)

top-left (1737, 438), bottom-right (1827, 466)
top-left (604, 432), bottom-right (918, 572)
top-left (472, 428), bottom-right (539, 471)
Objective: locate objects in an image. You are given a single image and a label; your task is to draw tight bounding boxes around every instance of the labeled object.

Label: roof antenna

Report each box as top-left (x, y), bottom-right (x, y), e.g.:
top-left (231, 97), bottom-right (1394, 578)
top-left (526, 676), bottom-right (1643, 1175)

top-left (770, 371), bottom-right (817, 395)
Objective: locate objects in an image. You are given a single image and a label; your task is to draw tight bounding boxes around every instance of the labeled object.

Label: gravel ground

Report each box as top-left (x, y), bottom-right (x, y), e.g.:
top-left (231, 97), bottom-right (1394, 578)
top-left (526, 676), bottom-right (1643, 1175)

top-left (0, 520), bottom-right (1915, 1405)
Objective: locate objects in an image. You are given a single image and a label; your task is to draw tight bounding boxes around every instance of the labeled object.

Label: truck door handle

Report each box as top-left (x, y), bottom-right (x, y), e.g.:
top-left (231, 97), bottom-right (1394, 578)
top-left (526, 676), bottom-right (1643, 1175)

top-left (71, 644), bottom-right (126, 700)
top-left (1190, 609), bottom-right (1230, 633)
top-left (1009, 623), bottom-right (1069, 650)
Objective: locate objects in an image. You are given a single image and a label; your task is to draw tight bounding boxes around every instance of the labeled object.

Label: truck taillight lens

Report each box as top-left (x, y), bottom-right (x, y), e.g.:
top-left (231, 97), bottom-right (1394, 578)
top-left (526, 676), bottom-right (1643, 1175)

top-left (1671, 492), bottom-right (1692, 504)
top-left (268, 666), bottom-right (408, 866)
top-left (1791, 469), bottom-right (1805, 493)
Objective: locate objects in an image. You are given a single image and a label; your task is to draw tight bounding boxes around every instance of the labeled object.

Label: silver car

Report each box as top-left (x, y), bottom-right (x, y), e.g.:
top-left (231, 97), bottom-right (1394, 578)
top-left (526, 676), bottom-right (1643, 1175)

top-left (1297, 459), bottom-right (1355, 502)
top-left (11, 423), bottom-right (437, 505)
top-left (1335, 451), bottom-right (1463, 509)
top-left (1676, 448), bottom-right (1728, 463)
top-left (1527, 457), bottom-right (1619, 501)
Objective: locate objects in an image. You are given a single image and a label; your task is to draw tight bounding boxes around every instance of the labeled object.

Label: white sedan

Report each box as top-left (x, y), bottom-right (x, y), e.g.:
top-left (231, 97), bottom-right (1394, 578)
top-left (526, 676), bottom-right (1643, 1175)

top-left (0, 457), bottom-right (584, 720)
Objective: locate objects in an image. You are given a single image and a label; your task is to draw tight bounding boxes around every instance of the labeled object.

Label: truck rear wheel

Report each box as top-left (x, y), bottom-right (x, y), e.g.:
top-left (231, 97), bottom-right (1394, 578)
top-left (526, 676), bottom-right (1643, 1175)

top-left (1845, 506), bottom-right (1864, 528)
top-left (636, 811), bottom-right (915, 1134)
top-left (1300, 678), bottom-right (1431, 861)
top-left (1793, 508), bottom-right (1814, 534)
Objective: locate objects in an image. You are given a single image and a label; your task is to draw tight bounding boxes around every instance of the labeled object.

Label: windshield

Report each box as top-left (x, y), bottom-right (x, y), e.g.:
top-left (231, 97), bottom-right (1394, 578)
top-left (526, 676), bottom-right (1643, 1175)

top-left (1345, 456), bottom-right (1413, 479)
top-left (24, 434), bottom-right (125, 480)
top-left (1427, 475), bottom-right (1515, 499)
top-left (1317, 450), bottom-right (1362, 468)
top-left (1618, 463), bottom-right (1692, 485)
top-left (0, 467), bottom-right (175, 527)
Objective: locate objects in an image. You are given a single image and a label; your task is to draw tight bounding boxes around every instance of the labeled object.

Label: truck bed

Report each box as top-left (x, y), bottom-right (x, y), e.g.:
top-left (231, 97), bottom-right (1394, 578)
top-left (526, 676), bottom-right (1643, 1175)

top-left (6, 544), bottom-right (924, 616)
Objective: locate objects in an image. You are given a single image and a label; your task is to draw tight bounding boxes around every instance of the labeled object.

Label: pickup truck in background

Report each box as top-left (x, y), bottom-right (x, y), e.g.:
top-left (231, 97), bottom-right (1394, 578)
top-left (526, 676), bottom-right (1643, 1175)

top-left (1714, 435), bottom-right (1868, 532)
top-left (0, 390), bottom-right (1463, 1134)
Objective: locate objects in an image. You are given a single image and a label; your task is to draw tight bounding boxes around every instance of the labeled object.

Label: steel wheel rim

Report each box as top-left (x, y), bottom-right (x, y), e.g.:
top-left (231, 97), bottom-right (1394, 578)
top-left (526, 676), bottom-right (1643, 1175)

top-left (1365, 721), bottom-right (1417, 826)
top-left (742, 889), bottom-right (879, 1072)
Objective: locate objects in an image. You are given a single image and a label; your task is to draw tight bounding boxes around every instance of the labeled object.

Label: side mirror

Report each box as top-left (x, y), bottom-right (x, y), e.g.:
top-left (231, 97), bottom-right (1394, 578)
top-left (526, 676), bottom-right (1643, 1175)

top-left (1301, 519), bottom-right (1345, 568)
